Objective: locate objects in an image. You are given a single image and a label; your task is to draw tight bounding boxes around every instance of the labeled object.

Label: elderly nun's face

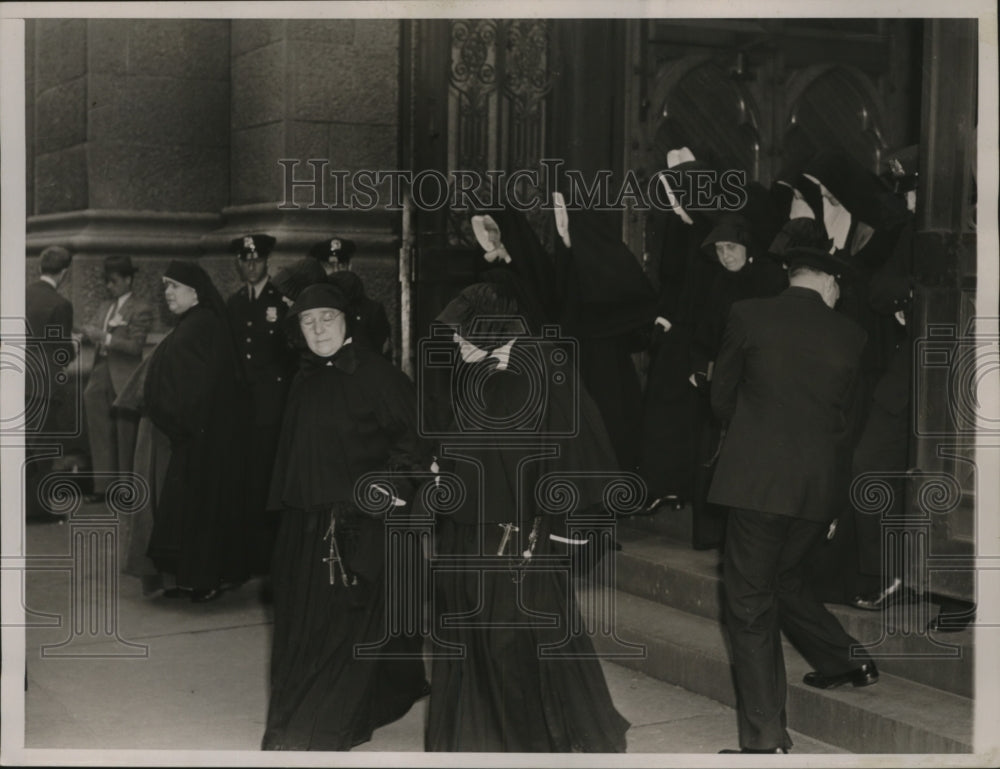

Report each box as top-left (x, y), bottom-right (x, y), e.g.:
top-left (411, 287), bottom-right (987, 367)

top-left (162, 277), bottom-right (199, 315)
top-left (715, 241), bottom-right (748, 272)
top-left (299, 306), bottom-right (347, 357)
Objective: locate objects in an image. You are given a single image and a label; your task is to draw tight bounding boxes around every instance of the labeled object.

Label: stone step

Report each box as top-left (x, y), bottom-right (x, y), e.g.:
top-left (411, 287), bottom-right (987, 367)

top-left (622, 505), bottom-right (695, 544)
top-left (611, 526), bottom-right (974, 699)
top-left (579, 589), bottom-right (973, 754)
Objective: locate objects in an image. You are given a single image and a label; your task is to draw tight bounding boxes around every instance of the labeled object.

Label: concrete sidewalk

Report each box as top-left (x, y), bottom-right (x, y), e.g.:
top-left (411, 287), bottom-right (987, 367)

top-left (17, 513), bottom-right (843, 756)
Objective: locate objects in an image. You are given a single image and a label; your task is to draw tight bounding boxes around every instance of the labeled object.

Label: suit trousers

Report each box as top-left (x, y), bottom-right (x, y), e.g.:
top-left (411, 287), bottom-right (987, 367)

top-left (723, 507), bottom-right (870, 750)
top-left (84, 358), bottom-right (138, 494)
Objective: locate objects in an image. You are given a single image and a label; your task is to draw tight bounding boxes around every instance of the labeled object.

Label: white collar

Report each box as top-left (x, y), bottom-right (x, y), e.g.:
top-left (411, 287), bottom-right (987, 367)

top-left (803, 175), bottom-right (852, 250)
top-left (552, 192), bottom-right (571, 247)
top-left (40, 275), bottom-right (58, 289)
top-left (490, 339), bottom-right (515, 370)
top-left (658, 172), bottom-right (694, 226)
top-left (321, 337), bottom-right (353, 365)
top-left (248, 276), bottom-right (269, 299)
top-left (454, 334), bottom-right (515, 370)
top-left (115, 291), bottom-right (132, 311)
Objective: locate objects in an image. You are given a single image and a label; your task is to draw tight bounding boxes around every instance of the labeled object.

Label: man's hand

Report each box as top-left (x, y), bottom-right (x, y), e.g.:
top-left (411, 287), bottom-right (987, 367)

top-left (80, 324), bottom-right (104, 346)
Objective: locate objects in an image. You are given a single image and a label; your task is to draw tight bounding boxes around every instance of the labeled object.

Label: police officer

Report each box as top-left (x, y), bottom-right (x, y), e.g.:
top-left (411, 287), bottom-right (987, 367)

top-left (227, 234), bottom-right (296, 585)
top-left (308, 237), bottom-right (392, 358)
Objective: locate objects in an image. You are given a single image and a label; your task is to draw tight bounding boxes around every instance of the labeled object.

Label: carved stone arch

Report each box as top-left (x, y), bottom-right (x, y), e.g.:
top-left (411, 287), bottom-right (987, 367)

top-left (782, 63), bottom-right (891, 176)
top-left (645, 54), bottom-right (763, 178)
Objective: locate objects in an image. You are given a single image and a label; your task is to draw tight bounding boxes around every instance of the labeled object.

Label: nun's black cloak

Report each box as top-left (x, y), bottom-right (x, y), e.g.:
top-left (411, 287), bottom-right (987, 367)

top-left (143, 261), bottom-right (250, 590)
top-left (798, 151), bottom-right (912, 409)
top-left (327, 270), bottom-right (393, 358)
top-left (639, 170), bottom-right (720, 503)
top-left (555, 208), bottom-right (658, 473)
top-left (474, 206), bottom-right (560, 331)
top-left (424, 283), bottom-right (630, 753)
top-left (261, 300), bottom-right (429, 751)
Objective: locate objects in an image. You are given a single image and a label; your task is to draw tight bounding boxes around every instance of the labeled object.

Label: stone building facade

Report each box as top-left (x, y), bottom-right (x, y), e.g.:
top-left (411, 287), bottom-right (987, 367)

top-left (26, 18), bottom-right (403, 352)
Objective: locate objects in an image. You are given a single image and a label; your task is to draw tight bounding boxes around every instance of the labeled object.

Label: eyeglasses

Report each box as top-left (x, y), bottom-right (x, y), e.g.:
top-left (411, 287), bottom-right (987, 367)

top-left (299, 309), bottom-right (342, 330)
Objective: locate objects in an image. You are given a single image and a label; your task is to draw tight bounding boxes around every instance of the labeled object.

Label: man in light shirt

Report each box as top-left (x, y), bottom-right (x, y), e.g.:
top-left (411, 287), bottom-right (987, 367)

top-left (81, 255), bottom-right (154, 504)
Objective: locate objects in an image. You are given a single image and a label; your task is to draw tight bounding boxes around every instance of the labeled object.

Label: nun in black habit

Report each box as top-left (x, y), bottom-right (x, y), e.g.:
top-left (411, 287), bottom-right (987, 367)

top-left (553, 197), bottom-right (658, 474)
top-left (424, 282), bottom-right (630, 753)
top-left (262, 282), bottom-right (429, 751)
top-left (470, 206), bottom-right (560, 331)
top-left (795, 150), bottom-right (912, 408)
top-left (143, 260), bottom-right (250, 602)
top-left (638, 151), bottom-right (725, 505)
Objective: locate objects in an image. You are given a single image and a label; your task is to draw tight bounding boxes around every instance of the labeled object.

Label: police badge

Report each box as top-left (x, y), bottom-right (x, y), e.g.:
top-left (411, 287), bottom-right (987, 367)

top-left (266, 306), bottom-right (278, 323)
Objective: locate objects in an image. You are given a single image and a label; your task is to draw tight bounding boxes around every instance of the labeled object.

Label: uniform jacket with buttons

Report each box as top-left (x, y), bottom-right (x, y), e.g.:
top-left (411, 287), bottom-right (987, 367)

top-left (227, 279), bottom-right (296, 426)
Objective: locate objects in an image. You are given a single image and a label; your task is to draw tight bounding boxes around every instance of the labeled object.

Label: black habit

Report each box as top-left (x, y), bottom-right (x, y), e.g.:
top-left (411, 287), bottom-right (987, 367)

top-left (556, 209), bottom-right (658, 473)
top-left (425, 284), bottom-right (630, 752)
top-left (262, 341), bottom-right (429, 751)
top-left (143, 304), bottom-right (250, 589)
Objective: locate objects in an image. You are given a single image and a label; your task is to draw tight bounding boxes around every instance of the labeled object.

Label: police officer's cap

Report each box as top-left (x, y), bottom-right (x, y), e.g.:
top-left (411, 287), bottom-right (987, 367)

top-left (308, 237), bottom-right (356, 263)
top-left (230, 233), bottom-right (276, 261)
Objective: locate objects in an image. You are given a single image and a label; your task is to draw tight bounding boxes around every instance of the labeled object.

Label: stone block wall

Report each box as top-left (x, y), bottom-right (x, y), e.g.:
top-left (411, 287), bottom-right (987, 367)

top-left (85, 19), bottom-right (231, 213)
top-left (32, 19), bottom-right (89, 214)
top-left (27, 18), bottom-right (404, 361)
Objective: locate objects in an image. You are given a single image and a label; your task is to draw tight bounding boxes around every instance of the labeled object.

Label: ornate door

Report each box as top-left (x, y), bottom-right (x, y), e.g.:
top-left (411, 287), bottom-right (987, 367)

top-left (403, 18), bottom-right (561, 345)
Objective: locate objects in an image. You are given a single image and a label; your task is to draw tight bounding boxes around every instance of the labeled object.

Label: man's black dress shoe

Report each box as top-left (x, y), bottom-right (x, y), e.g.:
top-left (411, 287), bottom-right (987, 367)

top-left (719, 747), bottom-right (788, 753)
top-left (928, 603), bottom-right (976, 633)
top-left (644, 494), bottom-right (685, 513)
top-left (190, 587), bottom-right (224, 603)
top-left (803, 661), bottom-right (879, 689)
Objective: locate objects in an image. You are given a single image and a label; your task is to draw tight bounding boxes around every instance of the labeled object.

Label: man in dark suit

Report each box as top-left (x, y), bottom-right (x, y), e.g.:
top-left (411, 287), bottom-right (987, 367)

top-left (709, 247), bottom-right (878, 754)
top-left (25, 246), bottom-right (75, 519)
top-left (227, 233), bottom-right (296, 580)
top-left (80, 256), bottom-right (155, 503)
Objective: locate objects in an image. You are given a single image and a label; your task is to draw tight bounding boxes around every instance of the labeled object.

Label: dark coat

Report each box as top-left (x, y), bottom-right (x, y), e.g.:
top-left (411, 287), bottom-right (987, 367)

top-left (25, 278), bottom-right (77, 440)
top-left (691, 258), bottom-right (788, 378)
top-left (708, 286), bottom-right (866, 522)
top-left (639, 208), bottom-right (713, 497)
top-left (227, 279), bottom-right (296, 427)
top-left (25, 279), bottom-right (75, 400)
top-left (267, 342), bottom-right (427, 516)
top-left (326, 271), bottom-right (392, 358)
top-left (26, 278), bottom-right (74, 349)
top-left (263, 341), bottom-right (429, 750)
top-left (556, 210), bottom-right (658, 472)
top-left (143, 305), bottom-right (250, 588)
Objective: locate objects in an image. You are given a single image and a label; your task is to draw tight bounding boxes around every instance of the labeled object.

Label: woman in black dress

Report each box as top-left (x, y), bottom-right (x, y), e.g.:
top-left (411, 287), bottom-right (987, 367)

top-left (143, 260), bottom-right (249, 602)
top-left (262, 282), bottom-right (429, 751)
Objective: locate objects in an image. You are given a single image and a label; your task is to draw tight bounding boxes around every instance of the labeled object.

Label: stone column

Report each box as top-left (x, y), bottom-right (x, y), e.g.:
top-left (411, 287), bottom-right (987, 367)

top-left (206, 19), bottom-right (402, 339)
top-left (27, 19), bottom-right (232, 340)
